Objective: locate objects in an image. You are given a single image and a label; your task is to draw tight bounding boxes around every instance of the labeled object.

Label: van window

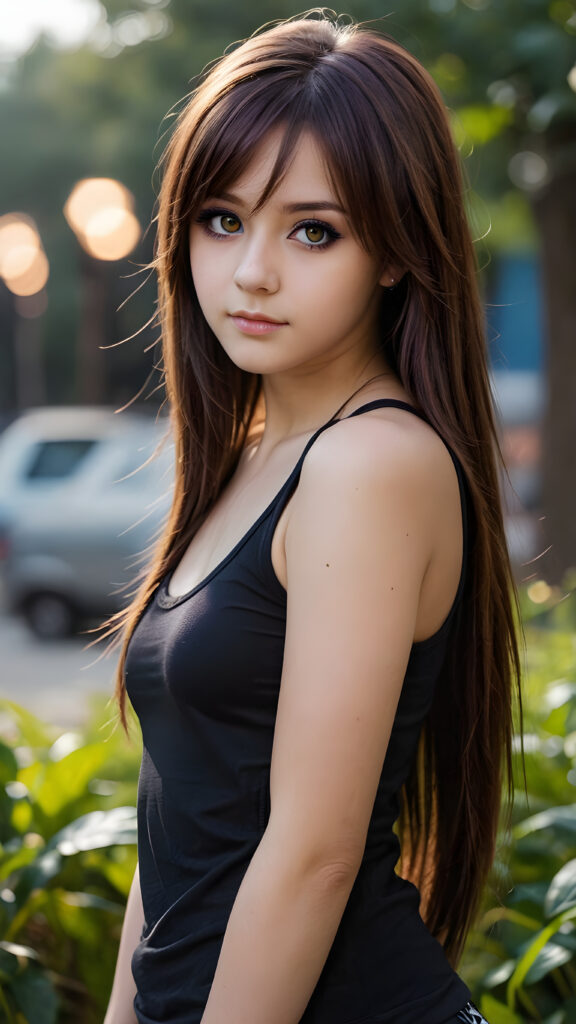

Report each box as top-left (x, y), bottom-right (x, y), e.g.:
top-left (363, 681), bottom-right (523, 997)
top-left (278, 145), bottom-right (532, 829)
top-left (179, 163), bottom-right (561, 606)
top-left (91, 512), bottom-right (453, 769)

top-left (24, 440), bottom-right (97, 480)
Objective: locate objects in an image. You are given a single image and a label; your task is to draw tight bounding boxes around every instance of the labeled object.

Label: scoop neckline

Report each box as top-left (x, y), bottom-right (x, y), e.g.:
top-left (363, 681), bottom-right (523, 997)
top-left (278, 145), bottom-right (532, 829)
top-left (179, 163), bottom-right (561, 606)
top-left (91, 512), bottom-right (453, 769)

top-left (157, 472), bottom-right (295, 608)
top-left (156, 399), bottom-right (423, 609)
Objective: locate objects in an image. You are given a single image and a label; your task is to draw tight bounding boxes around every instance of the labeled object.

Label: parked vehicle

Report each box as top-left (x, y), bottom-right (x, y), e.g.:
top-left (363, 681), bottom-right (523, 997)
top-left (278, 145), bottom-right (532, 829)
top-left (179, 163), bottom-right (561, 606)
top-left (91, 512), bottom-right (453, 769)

top-left (0, 407), bottom-right (173, 638)
top-left (491, 370), bottom-right (544, 568)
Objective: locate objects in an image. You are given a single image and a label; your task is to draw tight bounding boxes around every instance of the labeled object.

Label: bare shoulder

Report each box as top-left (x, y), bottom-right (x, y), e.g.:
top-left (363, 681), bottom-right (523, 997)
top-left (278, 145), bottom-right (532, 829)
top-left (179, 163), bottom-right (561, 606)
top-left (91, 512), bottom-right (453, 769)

top-left (296, 407), bottom-right (458, 509)
top-left (282, 408), bottom-right (463, 639)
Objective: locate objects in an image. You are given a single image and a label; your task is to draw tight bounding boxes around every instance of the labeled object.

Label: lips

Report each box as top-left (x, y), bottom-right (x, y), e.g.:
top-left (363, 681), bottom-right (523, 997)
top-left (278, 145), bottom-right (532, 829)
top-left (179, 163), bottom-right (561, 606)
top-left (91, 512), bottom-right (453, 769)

top-left (230, 310), bottom-right (286, 324)
top-left (228, 310), bottom-right (288, 336)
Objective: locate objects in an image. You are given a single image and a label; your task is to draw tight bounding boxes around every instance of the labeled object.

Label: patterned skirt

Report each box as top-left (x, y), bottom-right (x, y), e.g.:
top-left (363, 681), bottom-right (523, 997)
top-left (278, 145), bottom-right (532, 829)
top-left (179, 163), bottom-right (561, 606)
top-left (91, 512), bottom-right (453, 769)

top-left (455, 1003), bottom-right (490, 1024)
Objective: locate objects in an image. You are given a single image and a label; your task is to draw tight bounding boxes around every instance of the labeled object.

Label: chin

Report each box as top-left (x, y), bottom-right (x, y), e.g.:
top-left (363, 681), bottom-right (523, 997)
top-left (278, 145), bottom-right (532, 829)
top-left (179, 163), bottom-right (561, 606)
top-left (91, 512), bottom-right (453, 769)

top-left (218, 340), bottom-right (292, 376)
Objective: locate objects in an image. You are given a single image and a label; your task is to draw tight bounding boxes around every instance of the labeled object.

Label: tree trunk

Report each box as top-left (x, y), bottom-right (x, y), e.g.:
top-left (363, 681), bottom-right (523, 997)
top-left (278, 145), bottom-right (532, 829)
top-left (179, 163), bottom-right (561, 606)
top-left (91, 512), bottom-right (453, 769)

top-left (532, 166), bottom-right (576, 585)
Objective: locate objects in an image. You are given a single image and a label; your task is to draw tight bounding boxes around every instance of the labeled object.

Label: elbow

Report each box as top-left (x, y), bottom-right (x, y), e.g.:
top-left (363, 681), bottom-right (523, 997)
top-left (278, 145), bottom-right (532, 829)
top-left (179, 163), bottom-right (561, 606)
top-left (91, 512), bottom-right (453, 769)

top-left (261, 823), bottom-right (364, 893)
top-left (310, 857), bottom-right (361, 896)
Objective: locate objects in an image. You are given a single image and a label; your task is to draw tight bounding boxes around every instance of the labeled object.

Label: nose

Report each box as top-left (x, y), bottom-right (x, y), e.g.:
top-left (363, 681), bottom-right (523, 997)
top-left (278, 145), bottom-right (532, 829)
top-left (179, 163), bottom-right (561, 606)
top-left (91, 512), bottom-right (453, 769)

top-left (233, 233), bottom-right (280, 294)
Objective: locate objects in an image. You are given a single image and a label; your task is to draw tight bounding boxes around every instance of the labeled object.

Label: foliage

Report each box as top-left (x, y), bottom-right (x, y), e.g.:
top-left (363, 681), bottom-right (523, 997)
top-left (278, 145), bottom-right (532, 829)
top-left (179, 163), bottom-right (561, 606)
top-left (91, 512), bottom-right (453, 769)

top-left (1, 594), bottom-right (576, 1021)
top-left (460, 591), bottom-right (576, 1022)
top-left (2, 0), bottom-right (575, 408)
top-left (0, 700), bottom-right (140, 1024)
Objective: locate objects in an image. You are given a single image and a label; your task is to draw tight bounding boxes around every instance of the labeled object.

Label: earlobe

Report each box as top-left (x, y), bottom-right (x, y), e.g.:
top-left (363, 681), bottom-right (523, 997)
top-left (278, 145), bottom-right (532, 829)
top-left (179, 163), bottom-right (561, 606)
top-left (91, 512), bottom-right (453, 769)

top-left (379, 267), bottom-right (403, 289)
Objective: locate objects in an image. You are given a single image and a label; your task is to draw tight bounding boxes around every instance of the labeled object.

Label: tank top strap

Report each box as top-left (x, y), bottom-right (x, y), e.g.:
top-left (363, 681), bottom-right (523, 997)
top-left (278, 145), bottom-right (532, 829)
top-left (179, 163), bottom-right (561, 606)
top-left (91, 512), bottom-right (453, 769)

top-left (282, 399), bottom-right (429, 488)
top-left (344, 398), bottom-right (428, 422)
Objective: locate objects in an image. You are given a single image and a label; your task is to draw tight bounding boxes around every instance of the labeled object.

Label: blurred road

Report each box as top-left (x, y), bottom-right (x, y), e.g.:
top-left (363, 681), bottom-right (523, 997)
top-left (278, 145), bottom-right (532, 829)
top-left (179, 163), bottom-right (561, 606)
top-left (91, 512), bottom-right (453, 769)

top-left (0, 612), bottom-right (117, 727)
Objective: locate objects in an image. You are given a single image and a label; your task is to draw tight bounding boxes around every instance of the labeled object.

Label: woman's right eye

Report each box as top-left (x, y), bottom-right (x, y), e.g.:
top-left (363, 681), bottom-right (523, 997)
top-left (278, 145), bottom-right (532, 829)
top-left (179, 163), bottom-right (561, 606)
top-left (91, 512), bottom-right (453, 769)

top-left (196, 209), bottom-right (243, 237)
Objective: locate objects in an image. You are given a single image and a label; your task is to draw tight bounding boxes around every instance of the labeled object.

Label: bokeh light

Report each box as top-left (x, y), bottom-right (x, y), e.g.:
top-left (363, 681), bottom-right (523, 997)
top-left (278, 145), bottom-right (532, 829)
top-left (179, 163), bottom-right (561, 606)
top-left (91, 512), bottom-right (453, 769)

top-left (64, 178), bottom-right (132, 232)
top-left (508, 151), bottom-right (550, 191)
top-left (6, 250), bottom-right (50, 297)
top-left (527, 580), bottom-right (553, 605)
top-left (0, 214), bottom-right (49, 296)
top-left (83, 208), bottom-right (141, 261)
top-left (64, 177), bottom-right (141, 260)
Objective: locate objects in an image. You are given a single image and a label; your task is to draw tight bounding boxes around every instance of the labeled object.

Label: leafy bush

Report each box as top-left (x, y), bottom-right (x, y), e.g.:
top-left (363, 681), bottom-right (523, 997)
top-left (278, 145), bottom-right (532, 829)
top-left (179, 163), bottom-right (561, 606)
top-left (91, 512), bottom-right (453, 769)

top-left (0, 699), bottom-right (140, 1024)
top-left (461, 589), bottom-right (576, 1023)
top-left (1, 589), bottom-right (575, 1023)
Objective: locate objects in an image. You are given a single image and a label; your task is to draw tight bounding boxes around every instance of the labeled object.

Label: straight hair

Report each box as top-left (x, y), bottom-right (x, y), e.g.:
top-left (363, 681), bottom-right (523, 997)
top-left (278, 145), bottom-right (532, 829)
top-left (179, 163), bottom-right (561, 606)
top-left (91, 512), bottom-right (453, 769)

top-left (97, 11), bottom-right (521, 965)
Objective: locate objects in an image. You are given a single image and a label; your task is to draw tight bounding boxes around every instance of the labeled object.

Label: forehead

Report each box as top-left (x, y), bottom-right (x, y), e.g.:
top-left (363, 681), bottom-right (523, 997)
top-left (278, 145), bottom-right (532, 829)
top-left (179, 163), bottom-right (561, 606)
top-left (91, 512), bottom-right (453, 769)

top-left (216, 128), bottom-right (338, 208)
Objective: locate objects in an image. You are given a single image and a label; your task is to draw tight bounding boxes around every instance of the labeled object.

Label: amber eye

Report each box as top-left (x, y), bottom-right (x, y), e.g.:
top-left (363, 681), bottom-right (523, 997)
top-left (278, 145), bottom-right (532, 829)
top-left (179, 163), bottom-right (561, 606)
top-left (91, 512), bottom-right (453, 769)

top-left (220, 214), bottom-right (241, 233)
top-left (304, 224), bottom-right (326, 244)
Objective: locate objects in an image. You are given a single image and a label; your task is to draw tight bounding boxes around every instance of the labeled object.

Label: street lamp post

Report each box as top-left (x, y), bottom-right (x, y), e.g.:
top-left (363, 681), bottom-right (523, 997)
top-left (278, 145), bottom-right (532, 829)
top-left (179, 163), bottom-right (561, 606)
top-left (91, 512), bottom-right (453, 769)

top-left (0, 214), bottom-right (49, 411)
top-left (64, 178), bottom-right (141, 404)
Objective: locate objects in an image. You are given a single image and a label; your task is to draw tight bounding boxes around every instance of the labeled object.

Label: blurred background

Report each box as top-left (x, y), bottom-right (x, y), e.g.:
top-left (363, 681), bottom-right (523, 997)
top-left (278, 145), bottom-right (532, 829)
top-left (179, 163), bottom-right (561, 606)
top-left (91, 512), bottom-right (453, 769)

top-left (0, 3), bottom-right (575, 1022)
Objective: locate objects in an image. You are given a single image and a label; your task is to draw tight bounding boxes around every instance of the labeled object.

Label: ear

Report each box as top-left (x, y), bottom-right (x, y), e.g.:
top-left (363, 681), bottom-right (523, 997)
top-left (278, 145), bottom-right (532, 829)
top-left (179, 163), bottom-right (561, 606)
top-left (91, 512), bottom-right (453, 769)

top-left (379, 266), bottom-right (403, 288)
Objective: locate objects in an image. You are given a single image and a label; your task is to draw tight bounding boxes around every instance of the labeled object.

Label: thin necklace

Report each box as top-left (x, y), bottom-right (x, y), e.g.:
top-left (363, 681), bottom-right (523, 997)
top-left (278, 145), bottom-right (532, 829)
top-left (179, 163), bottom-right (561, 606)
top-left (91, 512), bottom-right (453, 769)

top-left (247, 371), bottom-right (393, 457)
top-left (328, 372), bottom-right (392, 423)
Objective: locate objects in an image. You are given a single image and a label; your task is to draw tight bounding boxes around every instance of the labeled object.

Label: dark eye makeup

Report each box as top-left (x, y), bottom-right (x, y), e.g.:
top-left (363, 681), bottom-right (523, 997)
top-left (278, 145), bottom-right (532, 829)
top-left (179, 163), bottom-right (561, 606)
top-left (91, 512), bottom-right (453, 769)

top-left (194, 207), bottom-right (342, 251)
top-left (292, 219), bottom-right (342, 250)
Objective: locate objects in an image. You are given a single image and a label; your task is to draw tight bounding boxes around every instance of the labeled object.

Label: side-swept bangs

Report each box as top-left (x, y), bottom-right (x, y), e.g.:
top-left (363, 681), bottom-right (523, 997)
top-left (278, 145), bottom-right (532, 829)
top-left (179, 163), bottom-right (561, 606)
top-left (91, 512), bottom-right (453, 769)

top-left (160, 21), bottom-right (465, 306)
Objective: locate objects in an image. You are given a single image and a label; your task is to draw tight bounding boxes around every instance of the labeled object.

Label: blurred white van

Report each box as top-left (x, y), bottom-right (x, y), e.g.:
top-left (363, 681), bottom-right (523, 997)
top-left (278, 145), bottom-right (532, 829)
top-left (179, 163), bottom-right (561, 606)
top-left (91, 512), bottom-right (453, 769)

top-left (0, 407), bottom-right (173, 638)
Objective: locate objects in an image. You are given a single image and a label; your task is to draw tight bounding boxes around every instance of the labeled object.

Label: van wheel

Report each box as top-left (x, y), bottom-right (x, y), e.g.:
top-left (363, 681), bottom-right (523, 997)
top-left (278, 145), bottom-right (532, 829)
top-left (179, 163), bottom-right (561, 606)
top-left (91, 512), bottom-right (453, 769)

top-left (22, 593), bottom-right (78, 640)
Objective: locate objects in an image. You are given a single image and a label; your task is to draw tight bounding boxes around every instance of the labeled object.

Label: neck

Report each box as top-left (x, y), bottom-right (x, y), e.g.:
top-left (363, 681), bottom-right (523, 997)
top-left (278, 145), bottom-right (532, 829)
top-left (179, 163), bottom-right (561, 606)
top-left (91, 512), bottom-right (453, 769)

top-left (256, 353), bottom-right (395, 450)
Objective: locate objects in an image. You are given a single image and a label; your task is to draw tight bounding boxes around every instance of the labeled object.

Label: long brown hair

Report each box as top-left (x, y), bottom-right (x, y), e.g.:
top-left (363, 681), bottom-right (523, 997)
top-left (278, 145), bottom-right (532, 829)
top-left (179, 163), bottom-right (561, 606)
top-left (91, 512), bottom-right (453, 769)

top-left (97, 11), bottom-right (521, 966)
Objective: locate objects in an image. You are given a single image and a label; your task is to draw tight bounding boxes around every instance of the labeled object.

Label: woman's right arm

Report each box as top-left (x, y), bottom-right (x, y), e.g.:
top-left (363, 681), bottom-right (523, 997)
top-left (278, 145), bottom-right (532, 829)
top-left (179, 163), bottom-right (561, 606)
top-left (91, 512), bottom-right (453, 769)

top-left (103, 863), bottom-right (143, 1024)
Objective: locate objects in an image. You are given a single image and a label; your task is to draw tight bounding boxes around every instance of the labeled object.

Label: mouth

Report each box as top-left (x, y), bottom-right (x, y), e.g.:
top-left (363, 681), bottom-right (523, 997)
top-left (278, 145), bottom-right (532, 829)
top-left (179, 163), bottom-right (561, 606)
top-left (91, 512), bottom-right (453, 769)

top-left (229, 310), bottom-right (287, 325)
top-left (228, 311), bottom-right (288, 335)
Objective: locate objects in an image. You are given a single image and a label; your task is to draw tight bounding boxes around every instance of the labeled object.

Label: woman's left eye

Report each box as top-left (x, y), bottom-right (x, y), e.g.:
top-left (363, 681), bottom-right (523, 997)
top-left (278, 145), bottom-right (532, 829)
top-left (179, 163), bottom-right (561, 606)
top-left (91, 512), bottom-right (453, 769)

top-left (292, 220), bottom-right (341, 250)
top-left (196, 209), bottom-right (243, 237)
top-left (215, 213), bottom-right (242, 234)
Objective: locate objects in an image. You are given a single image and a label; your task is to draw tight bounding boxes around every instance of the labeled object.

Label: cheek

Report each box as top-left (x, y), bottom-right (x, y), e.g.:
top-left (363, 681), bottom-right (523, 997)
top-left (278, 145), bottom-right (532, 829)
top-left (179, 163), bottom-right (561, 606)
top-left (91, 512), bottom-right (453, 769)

top-left (189, 225), bottom-right (219, 270)
top-left (189, 244), bottom-right (218, 304)
top-left (298, 260), bottom-right (376, 315)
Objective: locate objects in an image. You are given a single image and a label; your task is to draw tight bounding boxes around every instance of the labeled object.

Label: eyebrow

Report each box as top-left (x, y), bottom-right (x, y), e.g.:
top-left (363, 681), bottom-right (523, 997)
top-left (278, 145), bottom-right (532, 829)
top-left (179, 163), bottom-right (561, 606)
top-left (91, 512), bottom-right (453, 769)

top-left (212, 192), bottom-right (347, 215)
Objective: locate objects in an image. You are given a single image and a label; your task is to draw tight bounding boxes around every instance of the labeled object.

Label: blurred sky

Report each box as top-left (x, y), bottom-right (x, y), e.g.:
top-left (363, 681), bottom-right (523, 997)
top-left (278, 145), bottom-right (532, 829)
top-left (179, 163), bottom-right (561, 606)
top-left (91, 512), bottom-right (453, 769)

top-left (0, 0), bottom-right (102, 60)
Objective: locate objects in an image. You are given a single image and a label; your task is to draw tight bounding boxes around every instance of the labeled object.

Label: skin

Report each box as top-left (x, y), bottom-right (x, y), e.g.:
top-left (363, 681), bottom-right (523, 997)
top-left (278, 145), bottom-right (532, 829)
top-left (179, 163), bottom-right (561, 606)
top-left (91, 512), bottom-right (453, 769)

top-left (188, 128), bottom-right (397, 446)
top-left (103, 866), bottom-right (140, 1024)
top-left (105, 129), bottom-right (463, 1024)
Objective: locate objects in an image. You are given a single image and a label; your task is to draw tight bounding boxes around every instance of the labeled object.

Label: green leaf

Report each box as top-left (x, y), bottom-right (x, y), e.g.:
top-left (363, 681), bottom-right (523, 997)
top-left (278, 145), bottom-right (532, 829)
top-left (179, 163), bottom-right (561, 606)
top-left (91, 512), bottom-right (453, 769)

top-left (10, 965), bottom-right (59, 1024)
top-left (49, 805), bottom-right (137, 855)
top-left (507, 881), bottom-right (548, 908)
top-left (11, 798), bottom-right (33, 835)
top-left (0, 843), bottom-right (39, 884)
top-left (0, 702), bottom-right (52, 749)
top-left (524, 938), bottom-right (573, 983)
top-left (514, 804), bottom-right (576, 840)
top-left (34, 743), bottom-right (110, 818)
top-left (0, 941), bottom-right (39, 971)
top-left (545, 857), bottom-right (576, 917)
top-left (12, 851), bottom-right (61, 908)
top-left (480, 993), bottom-right (523, 1024)
top-left (47, 890), bottom-right (116, 945)
top-left (0, 741), bottom-right (18, 784)
top-left (482, 959), bottom-right (516, 989)
top-left (452, 103), bottom-right (514, 146)
top-left (96, 846), bottom-right (138, 897)
top-left (507, 905), bottom-right (576, 1005)
top-left (12, 807), bottom-right (136, 905)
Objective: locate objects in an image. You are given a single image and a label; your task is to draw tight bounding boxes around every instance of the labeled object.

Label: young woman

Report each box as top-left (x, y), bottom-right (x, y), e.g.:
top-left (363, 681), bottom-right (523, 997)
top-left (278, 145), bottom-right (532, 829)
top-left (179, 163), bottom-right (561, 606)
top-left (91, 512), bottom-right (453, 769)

top-left (103, 12), bottom-right (520, 1024)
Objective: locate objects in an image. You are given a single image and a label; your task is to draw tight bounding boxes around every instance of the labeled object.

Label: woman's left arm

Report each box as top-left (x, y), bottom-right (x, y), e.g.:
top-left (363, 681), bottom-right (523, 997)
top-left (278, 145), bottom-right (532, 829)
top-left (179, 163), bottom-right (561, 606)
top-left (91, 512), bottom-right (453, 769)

top-left (200, 419), bottom-right (442, 1024)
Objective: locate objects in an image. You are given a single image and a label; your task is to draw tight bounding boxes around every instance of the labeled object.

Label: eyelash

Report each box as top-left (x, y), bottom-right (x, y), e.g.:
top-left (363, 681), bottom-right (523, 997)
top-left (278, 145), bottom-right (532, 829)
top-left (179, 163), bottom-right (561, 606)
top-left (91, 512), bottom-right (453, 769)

top-left (195, 208), bottom-right (342, 251)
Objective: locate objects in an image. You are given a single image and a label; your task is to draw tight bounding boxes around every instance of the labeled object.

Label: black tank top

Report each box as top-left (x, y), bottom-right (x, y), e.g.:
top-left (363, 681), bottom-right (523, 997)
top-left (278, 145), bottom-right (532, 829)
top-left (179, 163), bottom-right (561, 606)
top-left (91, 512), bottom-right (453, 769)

top-left (125, 399), bottom-right (472, 1024)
